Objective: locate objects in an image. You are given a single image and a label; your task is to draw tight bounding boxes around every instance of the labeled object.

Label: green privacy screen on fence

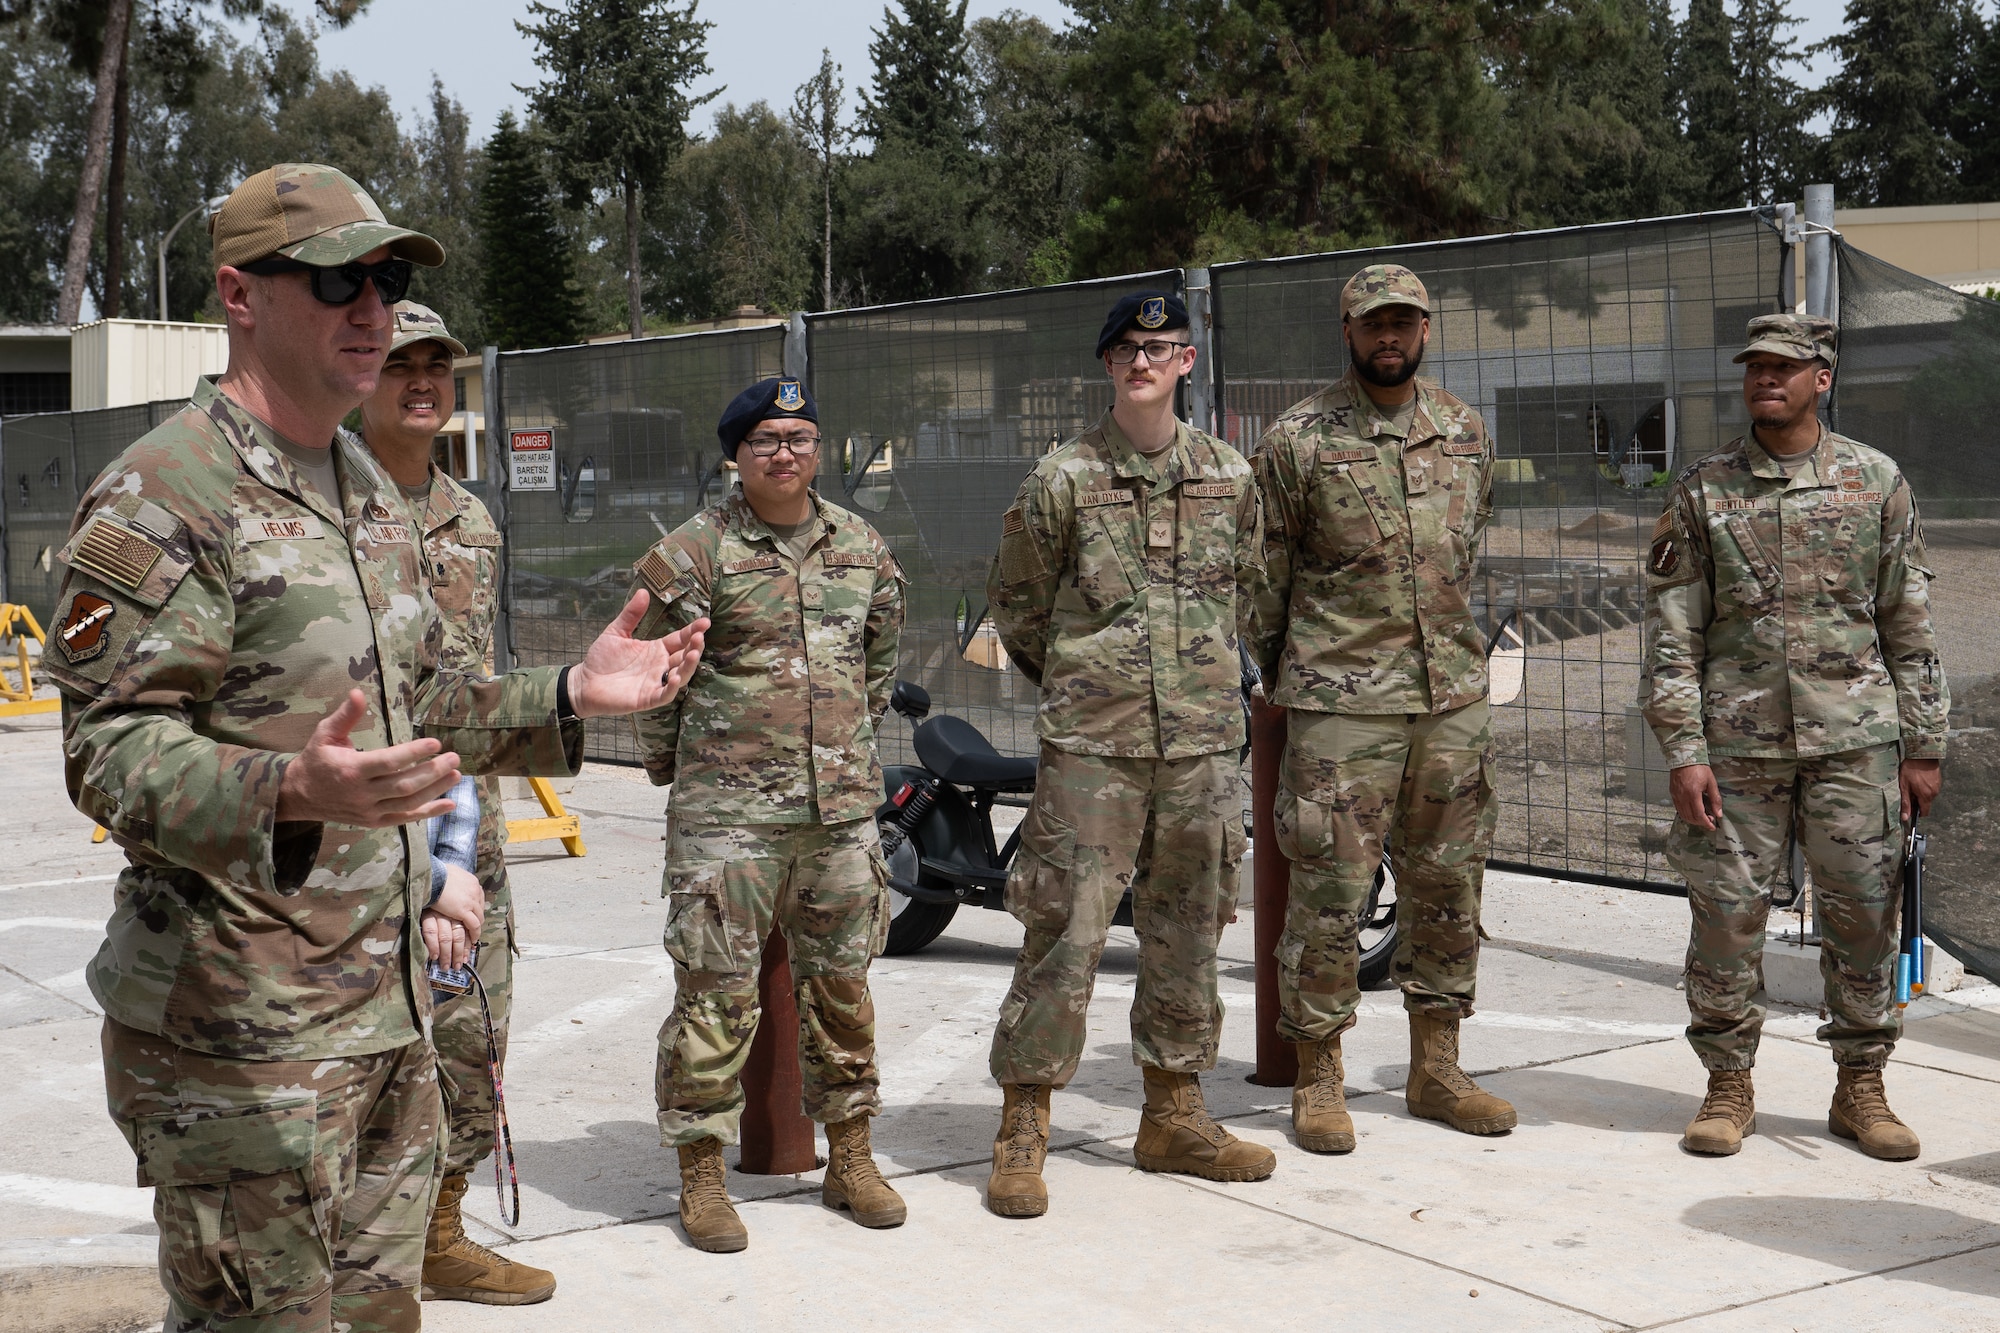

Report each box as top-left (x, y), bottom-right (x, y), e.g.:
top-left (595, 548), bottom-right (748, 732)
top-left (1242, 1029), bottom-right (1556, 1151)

top-left (9, 210), bottom-right (1998, 935)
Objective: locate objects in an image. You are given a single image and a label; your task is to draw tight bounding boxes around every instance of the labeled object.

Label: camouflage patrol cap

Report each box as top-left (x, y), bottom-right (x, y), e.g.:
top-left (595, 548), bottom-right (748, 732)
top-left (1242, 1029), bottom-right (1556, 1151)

top-left (209, 163), bottom-right (445, 271)
top-left (1342, 264), bottom-right (1430, 319)
top-left (1733, 312), bottom-right (1838, 371)
top-left (388, 302), bottom-right (467, 357)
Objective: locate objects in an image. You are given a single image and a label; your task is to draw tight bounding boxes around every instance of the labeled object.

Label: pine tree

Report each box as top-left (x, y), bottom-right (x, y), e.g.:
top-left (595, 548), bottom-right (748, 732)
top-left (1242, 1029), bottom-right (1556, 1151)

top-left (478, 110), bottom-right (582, 350)
top-left (840, 0), bottom-right (985, 303)
top-left (1944, 2), bottom-right (2000, 201)
top-left (519, 0), bottom-right (714, 338)
top-left (789, 50), bottom-right (847, 310)
top-left (1733, 0), bottom-right (1812, 205)
top-left (1814, 0), bottom-right (1964, 206)
top-left (1679, 0), bottom-right (1740, 206)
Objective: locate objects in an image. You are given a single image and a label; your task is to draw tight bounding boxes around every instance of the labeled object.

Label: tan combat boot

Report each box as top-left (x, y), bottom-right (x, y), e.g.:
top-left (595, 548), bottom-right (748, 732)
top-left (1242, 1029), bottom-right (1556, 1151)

top-left (421, 1172), bottom-right (557, 1305)
top-left (821, 1114), bottom-right (907, 1228)
top-left (1682, 1069), bottom-right (1756, 1155)
top-left (1292, 1037), bottom-right (1356, 1154)
top-left (1406, 1013), bottom-right (1517, 1135)
top-left (1830, 1066), bottom-right (1921, 1160)
top-left (676, 1137), bottom-right (748, 1253)
top-left (987, 1082), bottom-right (1052, 1218)
top-left (1133, 1067), bottom-right (1277, 1182)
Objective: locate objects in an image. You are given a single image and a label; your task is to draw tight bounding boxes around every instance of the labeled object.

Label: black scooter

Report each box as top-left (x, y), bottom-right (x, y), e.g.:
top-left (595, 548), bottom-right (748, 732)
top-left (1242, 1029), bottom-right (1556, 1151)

top-left (871, 678), bottom-right (1399, 986)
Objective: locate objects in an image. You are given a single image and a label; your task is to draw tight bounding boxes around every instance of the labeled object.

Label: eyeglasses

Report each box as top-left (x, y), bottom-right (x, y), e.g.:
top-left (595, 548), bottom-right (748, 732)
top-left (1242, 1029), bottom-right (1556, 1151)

top-left (743, 435), bottom-right (821, 458)
top-left (238, 256), bottom-right (414, 306)
top-left (1106, 339), bottom-right (1191, 365)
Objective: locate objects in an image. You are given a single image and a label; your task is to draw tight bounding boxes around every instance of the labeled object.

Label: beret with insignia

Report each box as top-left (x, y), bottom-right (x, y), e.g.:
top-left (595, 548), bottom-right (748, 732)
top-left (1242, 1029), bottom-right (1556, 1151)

top-left (1095, 290), bottom-right (1189, 358)
top-left (717, 377), bottom-right (817, 461)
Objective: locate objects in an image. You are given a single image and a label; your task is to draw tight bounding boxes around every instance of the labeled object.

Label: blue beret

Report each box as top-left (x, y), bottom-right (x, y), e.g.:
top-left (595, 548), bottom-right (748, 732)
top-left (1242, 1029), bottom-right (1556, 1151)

top-left (717, 377), bottom-right (817, 460)
top-left (1095, 290), bottom-right (1189, 358)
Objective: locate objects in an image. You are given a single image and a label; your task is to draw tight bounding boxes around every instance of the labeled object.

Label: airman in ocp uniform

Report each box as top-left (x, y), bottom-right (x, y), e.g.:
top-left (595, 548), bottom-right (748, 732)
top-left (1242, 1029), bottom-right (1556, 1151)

top-left (633, 378), bottom-right (908, 1253)
top-left (985, 291), bottom-right (1273, 1218)
top-left (49, 164), bottom-right (702, 1332)
top-left (1251, 263), bottom-right (1516, 1156)
top-left (1644, 313), bottom-right (1947, 1161)
top-left (347, 301), bottom-right (555, 1305)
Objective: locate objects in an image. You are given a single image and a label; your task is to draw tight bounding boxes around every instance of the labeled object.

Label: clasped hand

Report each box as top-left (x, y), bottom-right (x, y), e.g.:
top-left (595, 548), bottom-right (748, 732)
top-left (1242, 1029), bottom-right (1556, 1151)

top-left (276, 591), bottom-right (707, 827)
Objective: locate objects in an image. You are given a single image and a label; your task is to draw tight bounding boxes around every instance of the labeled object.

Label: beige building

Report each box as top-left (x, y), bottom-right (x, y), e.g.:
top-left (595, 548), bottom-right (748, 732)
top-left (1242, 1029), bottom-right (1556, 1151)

top-left (1834, 202), bottom-right (2000, 293)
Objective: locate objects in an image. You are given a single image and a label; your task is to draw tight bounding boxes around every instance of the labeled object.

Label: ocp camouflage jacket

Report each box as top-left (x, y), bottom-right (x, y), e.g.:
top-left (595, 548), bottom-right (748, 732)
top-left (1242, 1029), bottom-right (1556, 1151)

top-left (988, 411), bottom-right (1264, 760)
top-left (49, 379), bottom-right (578, 1060)
top-left (1250, 370), bottom-right (1495, 715)
top-left (630, 486), bottom-right (904, 826)
top-left (1643, 427), bottom-right (1948, 767)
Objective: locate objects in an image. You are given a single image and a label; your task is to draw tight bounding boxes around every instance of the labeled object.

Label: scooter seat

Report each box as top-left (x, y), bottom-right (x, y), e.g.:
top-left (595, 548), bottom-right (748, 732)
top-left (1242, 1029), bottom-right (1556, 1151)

top-left (912, 714), bottom-right (1039, 789)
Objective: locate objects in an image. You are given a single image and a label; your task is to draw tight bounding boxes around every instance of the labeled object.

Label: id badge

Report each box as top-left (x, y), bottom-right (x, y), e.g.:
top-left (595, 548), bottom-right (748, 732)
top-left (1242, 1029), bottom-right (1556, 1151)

top-left (427, 942), bottom-right (479, 998)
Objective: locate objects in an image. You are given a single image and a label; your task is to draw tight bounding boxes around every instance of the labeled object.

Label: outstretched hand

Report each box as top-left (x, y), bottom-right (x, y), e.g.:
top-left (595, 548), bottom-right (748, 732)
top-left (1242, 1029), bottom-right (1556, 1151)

top-left (277, 690), bottom-right (461, 826)
top-left (566, 591), bottom-right (709, 719)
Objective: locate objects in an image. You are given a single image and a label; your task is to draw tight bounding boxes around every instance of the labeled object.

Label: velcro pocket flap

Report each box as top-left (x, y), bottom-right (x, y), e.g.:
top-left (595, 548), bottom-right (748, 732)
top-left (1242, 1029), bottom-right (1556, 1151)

top-left (135, 1097), bottom-right (317, 1187)
top-left (1016, 802), bottom-right (1078, 871)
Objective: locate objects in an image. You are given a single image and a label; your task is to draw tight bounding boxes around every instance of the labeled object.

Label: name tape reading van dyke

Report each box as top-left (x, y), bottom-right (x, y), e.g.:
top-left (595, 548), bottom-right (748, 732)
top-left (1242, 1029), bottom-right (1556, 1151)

top-left (509, 430), bottom-right (555, 491)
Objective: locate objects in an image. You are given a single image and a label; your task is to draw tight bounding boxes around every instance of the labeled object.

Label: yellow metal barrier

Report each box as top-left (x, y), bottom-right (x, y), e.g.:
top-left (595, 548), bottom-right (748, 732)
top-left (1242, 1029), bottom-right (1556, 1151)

top-left (506, 776), bottom-right (586, 858)
top-left (0, 603), bottom-right (60, 717)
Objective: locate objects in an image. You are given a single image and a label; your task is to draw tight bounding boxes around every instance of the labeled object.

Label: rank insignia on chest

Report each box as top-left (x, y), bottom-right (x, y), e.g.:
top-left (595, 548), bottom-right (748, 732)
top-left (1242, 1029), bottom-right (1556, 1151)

top-left (55, 592), bottom-right (115, 663)
top-left (1649, 535), bottom-right (1680, 577)
top-left (776, 380), bottom-right (804, 410)
top-left (1137, 296), bottom-right (1168, 329)
top-left (1147, 518), bottom-right (1173, 548)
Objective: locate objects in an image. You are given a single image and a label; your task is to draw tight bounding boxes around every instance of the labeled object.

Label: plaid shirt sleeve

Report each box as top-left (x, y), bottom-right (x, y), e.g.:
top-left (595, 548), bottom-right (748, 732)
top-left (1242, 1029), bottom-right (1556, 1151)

top-left (425, 775), bottom-right (482, 904)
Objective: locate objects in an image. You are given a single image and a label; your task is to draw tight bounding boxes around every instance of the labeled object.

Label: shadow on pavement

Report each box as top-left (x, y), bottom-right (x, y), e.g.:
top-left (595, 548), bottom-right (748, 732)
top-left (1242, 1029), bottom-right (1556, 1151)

top-left (1486, 1066), bottom-right (1830, 1144)
top-left (1681, 1195), bottom-right (2000, 1292)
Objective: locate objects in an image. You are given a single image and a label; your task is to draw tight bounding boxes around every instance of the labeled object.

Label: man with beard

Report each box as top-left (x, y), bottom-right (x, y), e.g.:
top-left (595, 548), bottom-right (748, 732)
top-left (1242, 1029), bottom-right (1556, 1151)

top-left (1251, 264), bottom-right (1514, 1156)
top-left (1644, 314), bottom-right (1945, 1160)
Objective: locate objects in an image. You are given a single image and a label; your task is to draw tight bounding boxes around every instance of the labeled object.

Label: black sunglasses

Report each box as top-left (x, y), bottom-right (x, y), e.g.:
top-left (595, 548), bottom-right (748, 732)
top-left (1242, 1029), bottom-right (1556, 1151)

top-left (238, 256), bottom-right (414, 306)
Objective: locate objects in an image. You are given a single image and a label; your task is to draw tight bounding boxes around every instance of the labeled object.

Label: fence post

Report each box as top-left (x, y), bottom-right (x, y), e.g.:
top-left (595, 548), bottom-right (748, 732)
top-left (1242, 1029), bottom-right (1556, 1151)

top-left (480, 345), bottom-right (514, 673)
top-left (1184, 267), bottom-right (1216, 436)
top-left (1248, 696), bottom-right (1297, 1087)
top-left (784, 312), bottom-right (808, 381)
top-left (1804, 184), bottom-right (1834, 320)
top-left (735, 931), bottom-right (820, 1174)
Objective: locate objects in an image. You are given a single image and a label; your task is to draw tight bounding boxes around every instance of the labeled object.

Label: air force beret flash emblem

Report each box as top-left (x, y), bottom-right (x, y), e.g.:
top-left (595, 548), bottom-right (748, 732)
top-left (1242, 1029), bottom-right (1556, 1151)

top-left (775, 379), bottom-right (804, 411)
top-left (1137, 296), bottom-right (1168, 329)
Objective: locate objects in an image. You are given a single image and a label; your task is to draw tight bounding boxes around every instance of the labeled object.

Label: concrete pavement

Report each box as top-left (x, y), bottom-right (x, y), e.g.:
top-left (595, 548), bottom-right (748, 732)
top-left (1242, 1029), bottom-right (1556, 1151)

top-left (2, 709), bottom-right (1998, 1331)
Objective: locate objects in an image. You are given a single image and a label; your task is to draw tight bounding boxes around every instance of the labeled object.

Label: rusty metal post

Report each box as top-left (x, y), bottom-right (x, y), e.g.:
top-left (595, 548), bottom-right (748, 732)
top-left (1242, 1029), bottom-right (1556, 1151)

top-left (1249, 697), bottom-right (1297, 1088)
top-left (735, 932), bottom-right (819, 1174)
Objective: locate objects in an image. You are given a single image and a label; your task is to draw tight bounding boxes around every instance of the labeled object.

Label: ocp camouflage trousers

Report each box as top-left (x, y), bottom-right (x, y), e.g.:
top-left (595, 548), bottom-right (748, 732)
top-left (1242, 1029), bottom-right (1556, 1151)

top-left (1669, 743), bottom-right (1905, 1071)
top-left (988, 745), bottom-right (1245, 1087)
top-left (101, 1019), bottom-right (439, 1333)
top-left (655, 817), bottom-right (889, 1145)
top-left (432, 868), bottom-right (511, 1176)
top-left (1274, 701), bottom-right (1496, 1041)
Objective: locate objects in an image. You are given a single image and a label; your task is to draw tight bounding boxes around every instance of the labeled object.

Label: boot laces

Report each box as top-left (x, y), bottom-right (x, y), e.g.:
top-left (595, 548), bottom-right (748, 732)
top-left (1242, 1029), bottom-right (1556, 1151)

top-left (1175, 1078), bottom-right (1232, 1147)
top-left (1303, 1048), bottom-right (1344, 1111)
top-left (832, 1126), bottom-right (887, 1188)
top-left (681, 1145), bottom-right (732, 1214)
top-left (1001, 1085), bottom-right (1046, 1170)
top-left (1698, 1071), bottom-right (1753, 1122)
top-left (1842, 1070), bottom-right (1905, 1127)
top-left (1426, 1025), bottom-right (1481, 1098)
top-left (444, 1230), bottom-right (515, 1269)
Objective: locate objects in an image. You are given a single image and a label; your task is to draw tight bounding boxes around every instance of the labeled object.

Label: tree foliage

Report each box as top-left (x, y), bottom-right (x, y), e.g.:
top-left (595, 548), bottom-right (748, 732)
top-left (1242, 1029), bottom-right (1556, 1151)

top-left (478, 109), bottom-right (582, 350)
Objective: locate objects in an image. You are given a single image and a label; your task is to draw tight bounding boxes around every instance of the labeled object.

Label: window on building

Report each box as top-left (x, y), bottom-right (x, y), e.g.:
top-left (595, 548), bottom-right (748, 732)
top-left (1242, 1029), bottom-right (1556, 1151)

top-left (0, 373), bottom-right (71, 416)
top-left (454, 376), bottom-right (466, 412)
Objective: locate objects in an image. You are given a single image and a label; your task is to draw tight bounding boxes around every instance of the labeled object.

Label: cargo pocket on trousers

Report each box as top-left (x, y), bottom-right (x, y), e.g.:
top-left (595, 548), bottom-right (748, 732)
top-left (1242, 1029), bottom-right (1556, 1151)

top-left (134, 1097), bottom-right (327, 1316)
top-left (662, 860), bottom-right (735, 974)
top-left (1005, 801), bottom-right (1077, 934)
top-left (1274, 786), bottom-right (1337, 869)
top-left (868, 845), bottom-right (893, 958)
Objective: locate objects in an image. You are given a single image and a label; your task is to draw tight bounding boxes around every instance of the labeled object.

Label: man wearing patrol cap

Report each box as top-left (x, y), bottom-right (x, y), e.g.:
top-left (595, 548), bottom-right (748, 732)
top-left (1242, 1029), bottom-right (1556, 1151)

top-left (630, 376), bottom-right (908, 1252)
top-left (50, 164), bottom-right (706, 1331)
top-left (347, 301), bottom-right (556, 1305)
top-left (1251, 263), bottom-right (1515, 1155)
top-left (1644, 313), bottom-right (1947, 1161)
top-left (985, 289), bottom-right (1272, 1218)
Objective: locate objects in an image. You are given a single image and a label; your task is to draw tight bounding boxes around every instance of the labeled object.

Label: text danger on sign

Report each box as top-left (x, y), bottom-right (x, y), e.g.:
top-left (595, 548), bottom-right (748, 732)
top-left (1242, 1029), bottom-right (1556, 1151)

top-left (510, 430), bottom-right (556, 492)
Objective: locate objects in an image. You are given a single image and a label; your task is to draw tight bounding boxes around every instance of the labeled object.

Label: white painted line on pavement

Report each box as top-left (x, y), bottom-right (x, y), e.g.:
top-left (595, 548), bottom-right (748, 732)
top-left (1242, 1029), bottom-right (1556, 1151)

top-left (880, 991), bottom-right (1003, 1109)
top-left (0, 917), bottom-right (106, 933)
top-left (0, 1172), bottom-right (155, 1222)
top-left (0, 873), bottom-right (118, 894)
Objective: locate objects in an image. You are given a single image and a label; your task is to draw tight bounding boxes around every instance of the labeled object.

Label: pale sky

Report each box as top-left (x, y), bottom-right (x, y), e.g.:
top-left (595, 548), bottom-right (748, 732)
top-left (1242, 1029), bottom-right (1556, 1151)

top-left (259, 0), bottom-right (1074, 140)
top-left (262, 1), bottom-right (1863, 145)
